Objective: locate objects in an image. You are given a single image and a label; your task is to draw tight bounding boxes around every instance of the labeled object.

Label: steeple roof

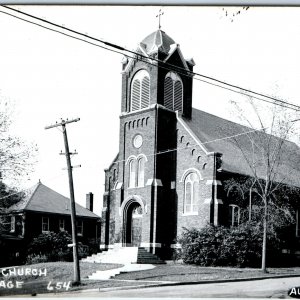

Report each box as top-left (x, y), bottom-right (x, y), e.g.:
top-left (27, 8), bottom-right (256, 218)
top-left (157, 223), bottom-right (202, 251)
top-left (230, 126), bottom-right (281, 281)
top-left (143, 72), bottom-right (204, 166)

top-left (139, 29), bottom-right (176, 55)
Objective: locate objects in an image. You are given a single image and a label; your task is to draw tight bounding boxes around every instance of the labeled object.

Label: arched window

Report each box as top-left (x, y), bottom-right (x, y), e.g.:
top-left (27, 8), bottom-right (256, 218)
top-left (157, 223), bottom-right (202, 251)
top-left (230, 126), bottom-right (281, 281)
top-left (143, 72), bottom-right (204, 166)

top-left (127, 155), bottom-right (147, 188)
top-left (184, 172), bottom-right (200, 214)
top-left (129, 159), bottom-right (136, 188)
top-left (137, 157), bottom-right (145, 187)
top-left (164, 72), bottom-right (183, 112)
top-left (130, 70), bottom-right (150, 111)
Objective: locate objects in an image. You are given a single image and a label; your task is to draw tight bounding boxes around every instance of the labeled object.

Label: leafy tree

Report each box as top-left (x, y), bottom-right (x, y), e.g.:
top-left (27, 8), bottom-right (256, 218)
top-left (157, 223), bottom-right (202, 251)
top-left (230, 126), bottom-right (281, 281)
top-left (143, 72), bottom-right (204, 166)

top-left (0, 99), bottom-right (37, 186)
top-left (0, 99), bottom-right (37, 214)
top-left (228, 97), bottom-right (300, 272)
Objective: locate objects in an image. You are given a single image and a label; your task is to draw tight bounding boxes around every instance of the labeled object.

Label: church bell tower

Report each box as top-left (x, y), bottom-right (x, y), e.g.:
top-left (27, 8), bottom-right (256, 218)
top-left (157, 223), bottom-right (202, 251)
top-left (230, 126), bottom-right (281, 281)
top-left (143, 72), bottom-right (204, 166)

top-left (102, 26), bottom-right (196, 258)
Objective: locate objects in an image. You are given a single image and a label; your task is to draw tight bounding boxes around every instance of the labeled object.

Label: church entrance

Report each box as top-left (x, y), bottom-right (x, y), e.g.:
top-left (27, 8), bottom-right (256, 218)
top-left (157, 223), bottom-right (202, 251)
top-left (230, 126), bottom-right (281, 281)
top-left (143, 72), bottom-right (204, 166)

top-left (125, 202), bottom-right (143, 247)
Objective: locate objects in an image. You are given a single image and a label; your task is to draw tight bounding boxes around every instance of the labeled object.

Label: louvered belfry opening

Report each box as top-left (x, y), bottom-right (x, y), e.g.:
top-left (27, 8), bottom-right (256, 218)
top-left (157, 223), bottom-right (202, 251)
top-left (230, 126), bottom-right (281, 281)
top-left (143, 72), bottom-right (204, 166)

top-left (164, 72), bottom-right (183, 112)
top-left (130, 70), bottom-right (150, 112)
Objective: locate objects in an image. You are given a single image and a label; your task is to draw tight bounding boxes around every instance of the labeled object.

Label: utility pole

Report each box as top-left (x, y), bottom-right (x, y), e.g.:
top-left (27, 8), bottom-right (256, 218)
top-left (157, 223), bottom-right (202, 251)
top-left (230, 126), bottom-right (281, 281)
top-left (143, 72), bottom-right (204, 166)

top-left (45, 118), bottom-right (81, 284)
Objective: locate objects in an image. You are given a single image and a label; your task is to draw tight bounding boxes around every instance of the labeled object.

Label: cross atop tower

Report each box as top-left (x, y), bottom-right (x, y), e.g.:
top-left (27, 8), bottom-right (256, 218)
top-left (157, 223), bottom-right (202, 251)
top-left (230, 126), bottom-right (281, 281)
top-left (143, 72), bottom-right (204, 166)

top-left (156, 9), bottom-right (164, 30)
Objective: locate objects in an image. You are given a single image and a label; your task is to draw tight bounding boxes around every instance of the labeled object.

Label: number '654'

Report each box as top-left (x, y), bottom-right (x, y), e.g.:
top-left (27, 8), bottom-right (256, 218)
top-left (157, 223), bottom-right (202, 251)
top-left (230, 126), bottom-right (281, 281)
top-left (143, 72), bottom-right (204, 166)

top-left (47, 281), bottom-right (71, 291)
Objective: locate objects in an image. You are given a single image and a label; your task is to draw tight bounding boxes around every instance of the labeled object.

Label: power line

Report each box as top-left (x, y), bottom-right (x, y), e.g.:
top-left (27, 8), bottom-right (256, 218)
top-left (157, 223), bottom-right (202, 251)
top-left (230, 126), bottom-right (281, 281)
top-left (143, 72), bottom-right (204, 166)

top-left (109, 125), bottom-right (270, 166)
top-left (1, 5), bottom-right (300, 112)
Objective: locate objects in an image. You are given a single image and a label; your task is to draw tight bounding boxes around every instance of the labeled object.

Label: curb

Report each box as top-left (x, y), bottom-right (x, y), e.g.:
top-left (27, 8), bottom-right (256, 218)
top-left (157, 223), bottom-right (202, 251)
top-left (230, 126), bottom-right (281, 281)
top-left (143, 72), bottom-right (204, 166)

top-left (86, 273), bottom-right (300, 293)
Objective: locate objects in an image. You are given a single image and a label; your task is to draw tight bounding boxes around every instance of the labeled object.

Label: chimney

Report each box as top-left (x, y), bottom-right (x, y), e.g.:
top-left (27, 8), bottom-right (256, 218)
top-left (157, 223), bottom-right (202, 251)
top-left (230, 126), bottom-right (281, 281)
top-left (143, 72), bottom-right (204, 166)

top-left (86, 192), bottom-right (94, 212)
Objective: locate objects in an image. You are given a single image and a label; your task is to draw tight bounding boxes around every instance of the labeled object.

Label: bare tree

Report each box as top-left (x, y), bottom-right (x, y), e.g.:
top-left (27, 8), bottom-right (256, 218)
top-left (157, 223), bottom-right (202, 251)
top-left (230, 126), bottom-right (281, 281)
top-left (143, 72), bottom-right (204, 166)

top-left (228, 97), bottom-right (300, 272)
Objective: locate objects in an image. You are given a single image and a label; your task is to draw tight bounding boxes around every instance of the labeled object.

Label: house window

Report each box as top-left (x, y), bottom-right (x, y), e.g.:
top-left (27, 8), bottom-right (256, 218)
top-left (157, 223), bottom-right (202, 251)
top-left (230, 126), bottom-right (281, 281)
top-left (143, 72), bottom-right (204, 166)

top-left (77, 220), bottom-right (83, 236)
top-left (130, 70), bottom-right (150, 111)
top-left (42, 217), bottom-right (49, 233)
top-left (137, 157), bottom-right (145, 187)
top-left (164, 72), bottom-right (183, 112)
top-left (184, 172), bottom-right (200, 214)
top-left (229, 204), bottom-right (240, 227)
top-left (129, 159), bottom-right (136, 188)
top-left (59, 219), bottom-right (65, 231)
top-left (10, 216), bottom-right (15, 233)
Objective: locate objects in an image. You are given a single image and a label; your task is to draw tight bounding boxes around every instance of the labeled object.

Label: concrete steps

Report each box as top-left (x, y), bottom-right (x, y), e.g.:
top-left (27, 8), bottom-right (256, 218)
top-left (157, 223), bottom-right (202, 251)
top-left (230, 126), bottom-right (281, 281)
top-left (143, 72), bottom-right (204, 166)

top-left (81, 247), bottom-right (139, 264)
top-left (81, 246), bottom-right (165, 265)
top-left (88, 263), bottom-right (155, 280)
top-left (137, 247), bottom-right (166, 264)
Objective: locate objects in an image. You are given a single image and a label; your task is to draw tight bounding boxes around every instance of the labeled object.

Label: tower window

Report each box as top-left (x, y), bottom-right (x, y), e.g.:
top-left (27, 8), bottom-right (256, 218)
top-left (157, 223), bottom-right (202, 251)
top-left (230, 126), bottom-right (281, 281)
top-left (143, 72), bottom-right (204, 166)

top-left (130, 70), bottom-right (150, 111)
top-left (137, 157), bottom-right (145, 187)
top-left (164, 72), bottom-right (183, 112)
top-left (129, 159), bottom-right (136, 188)
top-left (127, 154), bottom-right (147, 188)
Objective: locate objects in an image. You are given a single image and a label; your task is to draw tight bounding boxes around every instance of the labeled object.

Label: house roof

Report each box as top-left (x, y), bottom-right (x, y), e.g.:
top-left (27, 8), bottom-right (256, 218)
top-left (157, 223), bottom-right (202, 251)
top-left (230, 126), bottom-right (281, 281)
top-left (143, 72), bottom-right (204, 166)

top-left (8, 182), bottom-right (100, 219)
top-left (182, 108), bottom-right (300, 188)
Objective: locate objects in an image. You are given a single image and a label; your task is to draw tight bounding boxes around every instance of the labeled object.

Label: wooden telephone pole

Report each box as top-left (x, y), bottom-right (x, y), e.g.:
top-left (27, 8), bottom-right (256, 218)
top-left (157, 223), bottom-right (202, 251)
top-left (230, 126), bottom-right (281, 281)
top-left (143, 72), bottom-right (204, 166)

top-left (45, 118), bottom-right (81, 284)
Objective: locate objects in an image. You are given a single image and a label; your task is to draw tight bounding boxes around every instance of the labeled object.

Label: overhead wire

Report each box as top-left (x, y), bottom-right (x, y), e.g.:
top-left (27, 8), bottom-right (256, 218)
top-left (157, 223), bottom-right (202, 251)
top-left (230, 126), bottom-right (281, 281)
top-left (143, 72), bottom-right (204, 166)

top-left (109, 126), bottom-right (270, 166)
top-left (0, 6), bottom-right (299, 197)
top-left (1, 5), bottom-right (300, 112)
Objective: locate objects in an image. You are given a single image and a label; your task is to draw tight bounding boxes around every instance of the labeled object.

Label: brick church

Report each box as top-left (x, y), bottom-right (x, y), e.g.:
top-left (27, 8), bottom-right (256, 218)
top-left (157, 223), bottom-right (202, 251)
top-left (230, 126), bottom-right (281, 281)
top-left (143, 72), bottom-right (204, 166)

top-left (101, 29), bottom-right (300, 259)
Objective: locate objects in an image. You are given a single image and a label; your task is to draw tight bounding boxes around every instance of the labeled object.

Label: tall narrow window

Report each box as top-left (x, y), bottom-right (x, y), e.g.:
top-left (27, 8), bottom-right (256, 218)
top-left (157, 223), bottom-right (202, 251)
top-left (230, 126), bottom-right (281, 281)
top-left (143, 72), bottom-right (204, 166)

top-left (129, 159), bottom-right (136, 188)
top-left (77, 220), bottom-right (83, 236)
top-left (130, 70), bottom-right (150, 111)
top-left (164, 77), bottom-right (173, 110)
top-left (10, 216), bottom-right (15, 232)
top-left (42, 217), bottom-right (49, 233)
top-left (131, 80), bottom-right (140, 111)
top-left (59, 219), bottom-right (65, 231)
top-left (296, 210), bottom-right (300, 237)
top-left (164, 72), bottom-right (183, 112)
top-left (229, 205), bottom-right (240, 227)
top-left (141, 76), bottom-right (150, 109)
top-left (184, 172), bottom-right (200, 214)
top-left (137, 157), bottom-right (145, 187)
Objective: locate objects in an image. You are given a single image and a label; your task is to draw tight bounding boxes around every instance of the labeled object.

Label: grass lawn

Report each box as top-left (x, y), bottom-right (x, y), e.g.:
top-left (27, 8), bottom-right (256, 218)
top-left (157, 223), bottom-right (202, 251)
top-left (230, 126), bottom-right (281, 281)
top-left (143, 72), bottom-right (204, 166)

top-left (113, 263), bottom-right (300, 282)
top-left (0, 261), bottom-right (122, 296)
top-left (72, 263), bottom-right (300, 292)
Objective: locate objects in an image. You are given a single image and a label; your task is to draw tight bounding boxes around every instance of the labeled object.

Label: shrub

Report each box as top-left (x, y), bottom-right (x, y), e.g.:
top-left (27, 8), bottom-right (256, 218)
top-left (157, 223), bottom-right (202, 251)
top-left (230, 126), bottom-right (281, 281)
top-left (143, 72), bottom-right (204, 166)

top-left (27, 231), bottom-right (73, 263)
top-left (26, 254), bottom-right (48, 265)
top-left (179, 223), bottom-right (281, 268)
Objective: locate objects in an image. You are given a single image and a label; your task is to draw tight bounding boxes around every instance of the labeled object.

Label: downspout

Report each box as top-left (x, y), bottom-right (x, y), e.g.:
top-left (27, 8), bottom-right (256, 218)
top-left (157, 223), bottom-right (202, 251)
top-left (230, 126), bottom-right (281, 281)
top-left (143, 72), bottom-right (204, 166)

top-left (121, 76), bottom-right (128, 245)
top-left (213, 153), bottom-right (218, 225)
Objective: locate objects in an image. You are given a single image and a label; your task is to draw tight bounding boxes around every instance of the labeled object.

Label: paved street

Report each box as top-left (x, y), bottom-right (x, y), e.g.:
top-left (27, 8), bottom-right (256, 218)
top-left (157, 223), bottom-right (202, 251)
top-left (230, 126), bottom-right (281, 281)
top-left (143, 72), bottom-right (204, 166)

top-left (39, 276), bottom-right (300, 298)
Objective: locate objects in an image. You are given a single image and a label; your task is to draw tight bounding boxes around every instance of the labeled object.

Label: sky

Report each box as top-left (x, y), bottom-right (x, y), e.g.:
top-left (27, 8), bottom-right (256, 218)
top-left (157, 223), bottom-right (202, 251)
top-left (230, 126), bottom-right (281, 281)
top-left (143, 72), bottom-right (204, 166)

top-left (1, 5), bottom-right (300, 216)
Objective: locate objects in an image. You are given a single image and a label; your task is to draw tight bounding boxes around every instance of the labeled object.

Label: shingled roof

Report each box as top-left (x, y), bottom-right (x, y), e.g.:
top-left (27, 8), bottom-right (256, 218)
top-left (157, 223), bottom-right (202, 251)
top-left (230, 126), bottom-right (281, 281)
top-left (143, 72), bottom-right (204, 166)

top-left (182, 108), bottom-right (300, 188)
top-left (8, 182), bottom-right (100, 219)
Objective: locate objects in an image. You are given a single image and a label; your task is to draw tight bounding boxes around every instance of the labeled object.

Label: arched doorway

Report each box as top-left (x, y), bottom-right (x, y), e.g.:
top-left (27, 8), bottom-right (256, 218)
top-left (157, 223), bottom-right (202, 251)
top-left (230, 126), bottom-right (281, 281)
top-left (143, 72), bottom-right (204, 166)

top-left (124, 202), bottom-right (143, 246)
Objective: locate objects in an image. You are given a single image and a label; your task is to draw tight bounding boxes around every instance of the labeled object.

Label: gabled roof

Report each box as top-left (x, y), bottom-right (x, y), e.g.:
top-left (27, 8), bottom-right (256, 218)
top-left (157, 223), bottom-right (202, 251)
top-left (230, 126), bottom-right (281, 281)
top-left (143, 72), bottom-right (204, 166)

top-left (182, 108), bottom-right (300, 187)
top-left (8, 182), bottom-right (100, 219)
